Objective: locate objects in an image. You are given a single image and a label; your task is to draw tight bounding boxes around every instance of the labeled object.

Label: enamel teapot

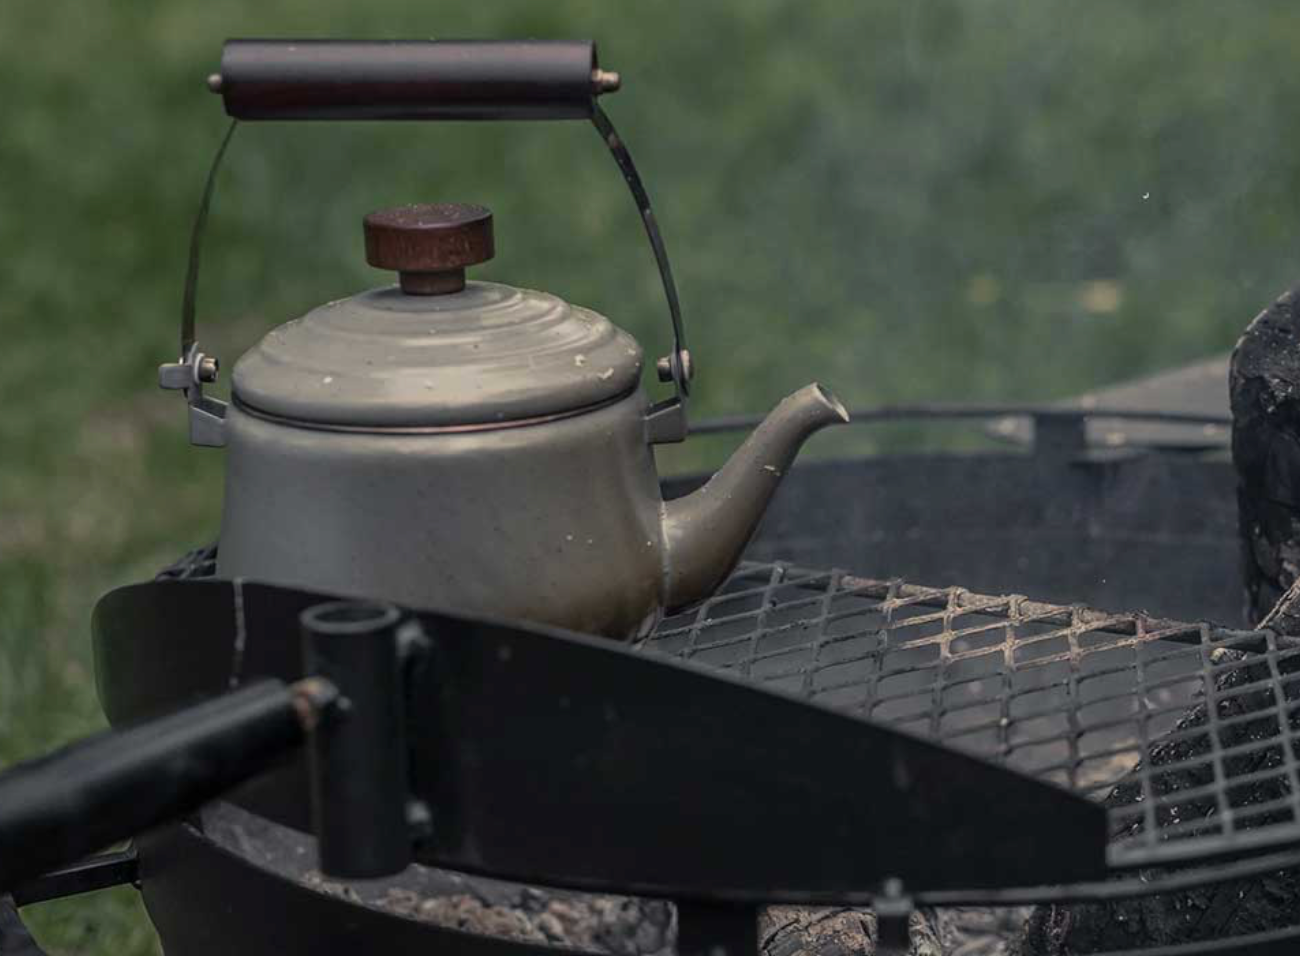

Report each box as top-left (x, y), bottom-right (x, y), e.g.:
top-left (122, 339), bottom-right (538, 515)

top-left (160, 39), bottom-right (848, 638)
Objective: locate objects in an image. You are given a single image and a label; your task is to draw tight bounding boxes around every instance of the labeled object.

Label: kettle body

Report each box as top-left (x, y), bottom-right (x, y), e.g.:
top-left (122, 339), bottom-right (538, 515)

top-left (217, 386), bottom-right (669, 638)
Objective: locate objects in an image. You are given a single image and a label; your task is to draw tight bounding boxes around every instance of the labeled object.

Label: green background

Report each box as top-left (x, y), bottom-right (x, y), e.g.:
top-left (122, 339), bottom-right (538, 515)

top-left (3, 2), bottom-right (1297, 952)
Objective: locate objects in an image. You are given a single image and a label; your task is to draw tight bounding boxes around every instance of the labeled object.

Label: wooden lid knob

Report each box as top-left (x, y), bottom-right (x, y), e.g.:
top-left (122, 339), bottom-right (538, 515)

top-left (363, 203), bottom-right (494, 295)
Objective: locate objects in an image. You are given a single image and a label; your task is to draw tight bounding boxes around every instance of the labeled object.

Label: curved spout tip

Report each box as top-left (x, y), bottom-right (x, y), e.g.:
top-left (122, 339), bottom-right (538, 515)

top-left (761, 383), bottom-right (851, 454)
top-left (807, 382), bottom-right (851, 426)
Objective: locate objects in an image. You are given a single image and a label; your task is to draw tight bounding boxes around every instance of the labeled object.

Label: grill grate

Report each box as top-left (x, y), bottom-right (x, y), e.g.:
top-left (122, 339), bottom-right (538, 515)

top-left (636, 563), bottom-right (1300, 870)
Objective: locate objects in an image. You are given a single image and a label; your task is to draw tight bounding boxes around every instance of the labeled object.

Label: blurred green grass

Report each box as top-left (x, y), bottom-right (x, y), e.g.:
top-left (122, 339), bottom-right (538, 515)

top-left (4, 1), bottom-right (1300, 952)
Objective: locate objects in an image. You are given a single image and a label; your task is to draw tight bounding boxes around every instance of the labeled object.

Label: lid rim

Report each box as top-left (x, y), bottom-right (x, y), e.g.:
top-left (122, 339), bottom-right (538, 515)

top-left (231, 385), bottom-right (638, 434)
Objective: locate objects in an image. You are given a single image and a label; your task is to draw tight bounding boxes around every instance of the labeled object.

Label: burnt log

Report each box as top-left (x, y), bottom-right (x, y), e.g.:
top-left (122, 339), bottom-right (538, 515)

top-left (1014, 288), bottom-right (1300, 954)
top-left (1016, 650), bottom-right (1300, 954)
top-left (1232, 284), bottom-right (1300, 625)
top-left (759, 906), bottom-right (945, 956)
top-left (1259, 575), bottom-right (1300, 636)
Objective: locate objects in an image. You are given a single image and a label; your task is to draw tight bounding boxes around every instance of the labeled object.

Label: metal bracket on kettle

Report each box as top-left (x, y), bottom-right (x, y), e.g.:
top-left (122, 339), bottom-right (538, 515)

top-left (169, 39), bottom-right (693, 446)
top-left (158, 345), bottom-right (227, 448)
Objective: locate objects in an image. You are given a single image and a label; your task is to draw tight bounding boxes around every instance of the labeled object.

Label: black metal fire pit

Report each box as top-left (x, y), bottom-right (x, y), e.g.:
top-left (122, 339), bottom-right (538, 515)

top-left (12, 395), bottom-right (1272, 956)
top-left (0, 330), bottom-right (1279, 956)
top-left (94, 558), bottom-right (1300, 955)
top-left (3, 389), bottom-right (1286, 956)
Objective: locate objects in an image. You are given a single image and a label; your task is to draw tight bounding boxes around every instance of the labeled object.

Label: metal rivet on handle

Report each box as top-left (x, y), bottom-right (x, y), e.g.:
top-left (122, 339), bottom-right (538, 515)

top-left (657, 350), bottom-right (693, 384)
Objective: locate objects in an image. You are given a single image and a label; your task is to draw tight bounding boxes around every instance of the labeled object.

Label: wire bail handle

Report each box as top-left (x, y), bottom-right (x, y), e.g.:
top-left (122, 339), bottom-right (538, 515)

top-left (163, 39), bottom-right (692, 449)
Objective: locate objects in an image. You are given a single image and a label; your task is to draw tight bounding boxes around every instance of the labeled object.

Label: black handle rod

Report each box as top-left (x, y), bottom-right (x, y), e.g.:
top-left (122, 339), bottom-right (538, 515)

top-left (0, 678), bottom-right (331, 892)
top-left (214, 39), bottom-right (613, 121)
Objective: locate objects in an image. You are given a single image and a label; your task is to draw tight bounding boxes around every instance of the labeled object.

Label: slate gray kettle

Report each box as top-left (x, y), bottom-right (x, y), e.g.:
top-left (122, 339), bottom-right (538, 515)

top-left (185, 203), bottom-right (848, 638)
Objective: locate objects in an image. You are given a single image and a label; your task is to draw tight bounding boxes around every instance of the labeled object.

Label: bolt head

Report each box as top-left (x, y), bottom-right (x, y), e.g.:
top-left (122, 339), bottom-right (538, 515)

top-left (197, 355), bottom-right (220, 384)
top-left (656, 350), bottom-right (695, 385)
top-left (592, 69), bottom-right (622, 94)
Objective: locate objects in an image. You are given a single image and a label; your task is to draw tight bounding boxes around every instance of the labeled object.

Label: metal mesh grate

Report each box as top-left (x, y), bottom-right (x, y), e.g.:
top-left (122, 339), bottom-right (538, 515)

top-left (636, 563), bottom-right (1300, 870)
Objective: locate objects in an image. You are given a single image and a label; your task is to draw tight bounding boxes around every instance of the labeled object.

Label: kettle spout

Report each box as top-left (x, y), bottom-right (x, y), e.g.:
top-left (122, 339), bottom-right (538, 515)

top-left (661, 383), bottom-right (849, 610)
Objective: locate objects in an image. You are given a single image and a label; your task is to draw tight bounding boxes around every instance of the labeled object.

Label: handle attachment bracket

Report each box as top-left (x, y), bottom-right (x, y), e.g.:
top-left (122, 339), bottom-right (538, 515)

top-left (159, 344), bottom-right (227, 447)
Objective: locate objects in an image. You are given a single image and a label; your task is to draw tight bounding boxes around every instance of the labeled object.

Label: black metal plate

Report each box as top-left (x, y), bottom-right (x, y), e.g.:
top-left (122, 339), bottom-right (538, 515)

top-left (633, 563), bottom-right (1300, 874)
top-left (409, 603), bottom-right (1107, 897)
top-left (94, 579), bottom-right (1107, 898)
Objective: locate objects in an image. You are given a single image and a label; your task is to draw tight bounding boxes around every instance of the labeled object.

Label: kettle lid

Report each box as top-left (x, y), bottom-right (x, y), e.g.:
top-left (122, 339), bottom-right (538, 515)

top-left (231, 203), bottom-right (643, 429)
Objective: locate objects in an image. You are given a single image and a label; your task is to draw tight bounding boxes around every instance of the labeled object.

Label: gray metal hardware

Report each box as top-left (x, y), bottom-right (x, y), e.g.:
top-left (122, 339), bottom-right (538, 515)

top-left (159, 345), bottom-right (227, 448)
top-left (656, 348), bottom-right (694, 385)
top-left (645, 397), bottom-right (689, 444)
